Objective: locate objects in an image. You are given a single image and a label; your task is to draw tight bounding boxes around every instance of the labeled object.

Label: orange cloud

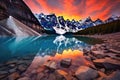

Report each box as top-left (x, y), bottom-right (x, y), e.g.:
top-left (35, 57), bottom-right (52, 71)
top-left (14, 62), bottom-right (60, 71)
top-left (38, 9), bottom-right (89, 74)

top-left (24, 0), bottom-right (120, 20)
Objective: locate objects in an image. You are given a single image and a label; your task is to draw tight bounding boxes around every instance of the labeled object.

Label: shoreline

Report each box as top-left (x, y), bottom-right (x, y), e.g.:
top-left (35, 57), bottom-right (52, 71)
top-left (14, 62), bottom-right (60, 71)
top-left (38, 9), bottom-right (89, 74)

top-left (18, 32), bottom-right (120, 80)
top-left (0, 32), bottom-right (120, 80)
top-left (78, 32), bottom-right (120, 51)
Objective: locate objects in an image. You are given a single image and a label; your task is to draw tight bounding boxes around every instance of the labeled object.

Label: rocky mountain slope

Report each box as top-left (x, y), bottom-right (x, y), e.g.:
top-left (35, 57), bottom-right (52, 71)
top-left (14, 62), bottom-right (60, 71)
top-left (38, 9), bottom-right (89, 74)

top-left (0, 16), bottom-right (41, 36)
top-left (0, 0), bottom-right (44, 35)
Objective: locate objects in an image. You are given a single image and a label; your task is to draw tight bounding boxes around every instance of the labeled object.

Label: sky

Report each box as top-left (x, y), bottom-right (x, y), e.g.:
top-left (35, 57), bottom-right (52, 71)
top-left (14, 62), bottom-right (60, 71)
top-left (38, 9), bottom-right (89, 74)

top-left (24, 0), bottom-right (120, 20)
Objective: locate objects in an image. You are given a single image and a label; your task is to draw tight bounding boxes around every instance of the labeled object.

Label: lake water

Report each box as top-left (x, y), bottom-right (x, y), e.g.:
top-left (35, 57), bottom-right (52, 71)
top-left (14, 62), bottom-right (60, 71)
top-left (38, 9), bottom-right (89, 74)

top-left (0, 35), bottom-right (103, 63)
top-left (0, 35), bottom-right (104, 79)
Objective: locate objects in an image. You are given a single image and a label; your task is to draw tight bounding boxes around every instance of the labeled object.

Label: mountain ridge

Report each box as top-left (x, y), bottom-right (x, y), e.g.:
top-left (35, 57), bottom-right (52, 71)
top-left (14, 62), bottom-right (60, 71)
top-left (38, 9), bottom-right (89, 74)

top-left (35, 13), bottom-right (120, 34)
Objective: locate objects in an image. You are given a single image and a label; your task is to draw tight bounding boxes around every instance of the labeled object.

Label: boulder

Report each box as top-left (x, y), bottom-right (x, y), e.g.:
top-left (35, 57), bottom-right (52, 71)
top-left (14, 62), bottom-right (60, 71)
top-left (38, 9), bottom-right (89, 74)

top-left (44, 60), bottom-right (57, 70)
top-left (36, 69), bottom-right (66, 80)
top-left (60, 58), bottom-right (72, 68)
top-left (36, 72), bottom-right (44, 80)
top-left (0, 71), bottom-right (8, 75)
top-left (9, 64), bottom-right (16, 68)
top-left (83, 49), bottom-right (89, 55)
top-left (91, 50), bottom-right (106, 59)
top-left (48, 73), bottom-right (57, 80)
top-left (101, 44), bottom-right (106, 47)
top-left (103, 50), bottom-right (109, 53)
top-left (84, 56), bottom-right (91, 61)
top-left (55, 71), bottom-right (67, 80)
top-left (8, 72), bottom-right (20, 80)
top-left (88, 54), bottom-right (97, 60)
top-left (0, 74), bottom-right (7, 79)
top-left (18, 64), bottom-right (27, 72)
top-left (93, 58), bottom-right (120, 70)
top-left (91, 46), bottom-right (97, 51)
top-left (75, 66), bottom-right (99, 80)
top-left (9, 67), bottom-right (17, 73)
top-left (92, 51), bottom-right (103, 55)
top-left (18, 77), bottom-right (31, 80)
top-left (100, 68), bottom-right (105, 73)
top-left (109, 70), bottom-right (120, 80)
top-left (105, 70), bottom-right (120, 80)
top-left (0, 71), bottom-right (8, 79)
top-left (109, 49), bottom-right (120, 54)
top-left (56, 70), bottom-right (71, 80)
top-left (95, 54), bottom-right (105, 59)
top-left (6, 60), bottom-right (18, 65)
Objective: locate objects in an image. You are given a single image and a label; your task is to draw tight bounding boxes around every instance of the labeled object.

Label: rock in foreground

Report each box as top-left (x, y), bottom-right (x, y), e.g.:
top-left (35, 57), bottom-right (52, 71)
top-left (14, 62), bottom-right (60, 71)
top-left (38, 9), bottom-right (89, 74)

top-left (75, 66), bottom-right (99, 80)
top-left (93, 57), bottom-right (120, 70)
top-left (60, 58), bottom-right (72, 68)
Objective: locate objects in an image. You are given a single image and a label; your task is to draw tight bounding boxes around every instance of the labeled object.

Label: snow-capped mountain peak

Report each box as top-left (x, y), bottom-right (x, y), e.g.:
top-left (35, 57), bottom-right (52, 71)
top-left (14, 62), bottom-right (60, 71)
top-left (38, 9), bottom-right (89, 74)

top-left (34, 13), bottom-right (120, 35)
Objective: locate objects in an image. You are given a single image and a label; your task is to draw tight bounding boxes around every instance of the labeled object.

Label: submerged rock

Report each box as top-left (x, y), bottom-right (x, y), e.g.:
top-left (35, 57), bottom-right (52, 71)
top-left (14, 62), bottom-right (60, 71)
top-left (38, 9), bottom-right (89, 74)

top-left (84, 56), bottom-right (92, 61)
top-left (93, 58), bottom-right (120, 70)
top-left (83, 49), bottom-right (89, 55)
top-left (0, 71), bottom-right (8, 75)
top-left (36, 69), bottom-right (66, 80)
top-left (0, 74), bottom-right (7, 79)
top-left (0, 71), bottom-right (8, 79)
top-left (108, 70), bottom-right (120, 80)
top-left (109, 49), bottom-right (120, 54)
top-left (6, 60), bottom-right (18, 65)
top-left (60, 58), bottom-right (72, 68)
top-left (9, 67), bottom-right (17, 73)
top-left (55, 71), bottom-right (67, 80)
top-left (104, 70), bottom-right (120, 80)
top-left (18, 64), bottom-right (28, 72)
top-left (36, 72), bottom-right (44, 80)
top-left (18, 77), bottom-right (31, 80)
top-left (91, 51), bottom-right (104, 56)
top-left (8, 72), bottom-right (20, 80)
top-left (75, 66), bottom-right (99, 80)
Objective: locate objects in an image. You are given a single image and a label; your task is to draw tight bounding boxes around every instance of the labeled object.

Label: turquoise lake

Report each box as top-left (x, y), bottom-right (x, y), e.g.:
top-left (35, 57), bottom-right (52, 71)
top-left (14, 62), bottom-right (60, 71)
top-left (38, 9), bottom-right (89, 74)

top-left (0, 35), bottom-right (103, 63)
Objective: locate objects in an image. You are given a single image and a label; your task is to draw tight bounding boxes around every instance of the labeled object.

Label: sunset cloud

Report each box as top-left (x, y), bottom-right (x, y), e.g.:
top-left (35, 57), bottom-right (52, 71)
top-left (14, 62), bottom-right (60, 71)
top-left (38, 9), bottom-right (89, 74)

top-left (24, 0), bottom-right (120, 20)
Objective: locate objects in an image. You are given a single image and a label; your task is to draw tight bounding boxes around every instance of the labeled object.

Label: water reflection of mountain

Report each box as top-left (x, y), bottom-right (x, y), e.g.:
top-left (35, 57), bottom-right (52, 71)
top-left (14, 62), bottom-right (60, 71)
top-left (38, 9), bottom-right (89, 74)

top-left (39, 36), bottom-right (90, 56)
top-left (0, 35), bottom-right (102, 62)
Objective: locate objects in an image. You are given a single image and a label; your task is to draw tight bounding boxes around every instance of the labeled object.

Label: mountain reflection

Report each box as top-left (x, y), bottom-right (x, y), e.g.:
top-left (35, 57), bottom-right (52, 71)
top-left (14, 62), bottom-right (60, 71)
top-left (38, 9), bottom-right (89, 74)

top-left (0, 35), bottom-right (102, 62)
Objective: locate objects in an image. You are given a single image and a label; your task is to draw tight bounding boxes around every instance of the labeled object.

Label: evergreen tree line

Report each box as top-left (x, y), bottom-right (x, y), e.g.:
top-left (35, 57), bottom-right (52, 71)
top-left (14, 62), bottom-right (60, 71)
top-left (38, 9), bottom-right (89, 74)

top-left (74, 20), bottom-right (120, 35)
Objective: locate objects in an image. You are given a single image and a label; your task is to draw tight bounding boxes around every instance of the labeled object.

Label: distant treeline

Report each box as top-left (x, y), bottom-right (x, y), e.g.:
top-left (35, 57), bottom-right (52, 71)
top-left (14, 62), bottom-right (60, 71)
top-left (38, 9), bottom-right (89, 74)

top-left (74, 20), bottom-right (120, 35)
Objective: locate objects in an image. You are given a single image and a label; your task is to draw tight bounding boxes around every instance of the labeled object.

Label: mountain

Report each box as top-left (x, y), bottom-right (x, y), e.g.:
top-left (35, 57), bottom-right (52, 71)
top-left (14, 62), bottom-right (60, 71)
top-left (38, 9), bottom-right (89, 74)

top-left (35, 13), bottom-right (120, 35)
top-left (35, 13), bottom-right (57, 31)
top-left (80, 17), bottom-right (95, 29)
top-left (94, 19), bottom-right (103, 26)
top-left (35, 13), bottom-right (104, 34)
top-left (0, 16), bottom-right (40, 36)
top-left (0, 0), bottom-right (44, 35)
top-left (1, 0), bottom-right (119, 35)
top-left (105, 15), bottom-right (120, 23)
top-left (74, 20), bottom-right (120, 35)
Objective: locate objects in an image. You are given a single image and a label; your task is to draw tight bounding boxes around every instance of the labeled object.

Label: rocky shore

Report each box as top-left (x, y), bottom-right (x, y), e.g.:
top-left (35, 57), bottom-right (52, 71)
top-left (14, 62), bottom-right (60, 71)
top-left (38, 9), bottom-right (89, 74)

top-left (0, 55), bottom-right (34, 80)
top-left (0, 32), bottom-right (120, 80)
top-left (84, 32), bottom-right (120, 51)
top-left (18, 33), bottom-right (120, 80)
